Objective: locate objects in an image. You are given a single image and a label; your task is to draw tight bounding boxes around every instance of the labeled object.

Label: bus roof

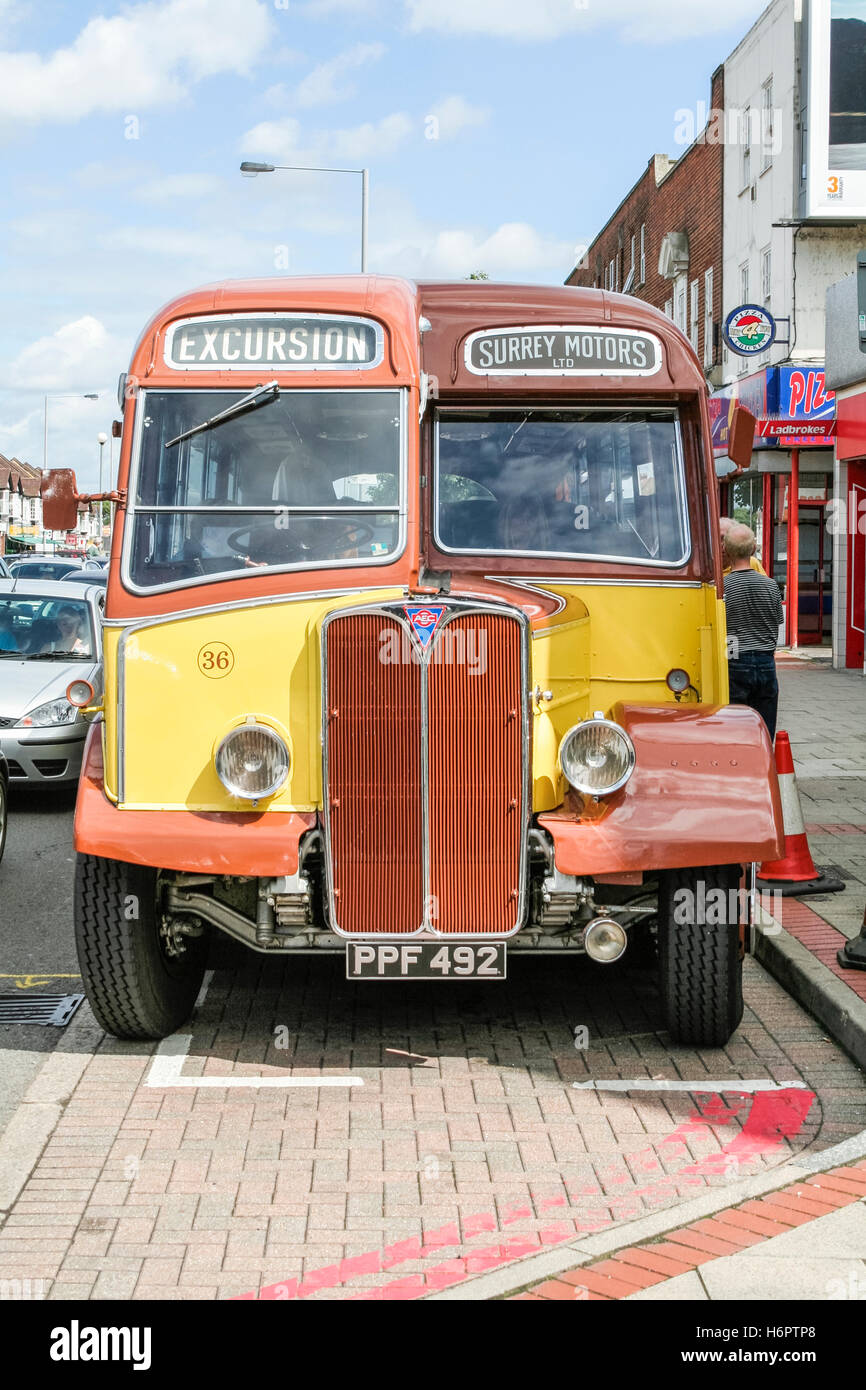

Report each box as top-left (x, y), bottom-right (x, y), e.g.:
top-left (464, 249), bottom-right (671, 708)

top-left (127, 275), bottom-right (703, 396)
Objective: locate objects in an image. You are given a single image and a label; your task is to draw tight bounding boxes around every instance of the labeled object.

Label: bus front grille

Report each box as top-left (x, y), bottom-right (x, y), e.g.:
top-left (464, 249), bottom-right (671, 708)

top-left (324, 605), bottom-right (526, 936)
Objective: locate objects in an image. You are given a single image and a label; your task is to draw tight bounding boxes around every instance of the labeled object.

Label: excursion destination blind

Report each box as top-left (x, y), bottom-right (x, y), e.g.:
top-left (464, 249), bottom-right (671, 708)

top-left (164, 314), bottom-right (384, 370)
top-left (464, 325), bottom-right (662, 376)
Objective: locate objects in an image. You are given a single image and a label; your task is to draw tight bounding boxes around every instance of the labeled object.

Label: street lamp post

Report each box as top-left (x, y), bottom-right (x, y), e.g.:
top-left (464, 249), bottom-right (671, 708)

top-left (43, 393), bottom-right (99, 470)
top-left (97, 432), bottom-right (109, 553)
top-left (239, 161), bottom-right (369, 273)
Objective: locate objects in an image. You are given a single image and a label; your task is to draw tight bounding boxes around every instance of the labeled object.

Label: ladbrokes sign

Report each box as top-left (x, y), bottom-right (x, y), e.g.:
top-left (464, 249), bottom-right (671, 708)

top-left (464, 325), bottom-right (662, 377)
top-left (164, 314), bottom-right (384, 370)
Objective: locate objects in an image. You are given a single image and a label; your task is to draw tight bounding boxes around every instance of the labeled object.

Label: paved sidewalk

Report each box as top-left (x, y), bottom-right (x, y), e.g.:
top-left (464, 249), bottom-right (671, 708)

top-left (753, 661), bottom-right (866, 1071)
top-left (512, 1160), bottom-right (866, 1300)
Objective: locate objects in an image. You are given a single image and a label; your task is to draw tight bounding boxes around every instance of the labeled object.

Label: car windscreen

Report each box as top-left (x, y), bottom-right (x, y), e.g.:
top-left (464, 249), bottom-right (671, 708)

top-left (0, 595), bottom-right (95, 659)
top-left (10, 561), bottom-right (79, 580)
top-left (126, 389), bottom-right (404, 590)
top-left (434, 407), bottom-right (690, 565)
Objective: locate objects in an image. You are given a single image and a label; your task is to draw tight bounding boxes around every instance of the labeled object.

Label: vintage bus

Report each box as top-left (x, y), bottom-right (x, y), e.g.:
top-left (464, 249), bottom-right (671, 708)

top-left (43, 276), bottom-right (783, 1046)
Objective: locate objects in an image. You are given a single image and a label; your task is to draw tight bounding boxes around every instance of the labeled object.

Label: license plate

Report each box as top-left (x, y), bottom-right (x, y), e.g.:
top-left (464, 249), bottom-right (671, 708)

top-left (346, 941), bottom-right (506, 980)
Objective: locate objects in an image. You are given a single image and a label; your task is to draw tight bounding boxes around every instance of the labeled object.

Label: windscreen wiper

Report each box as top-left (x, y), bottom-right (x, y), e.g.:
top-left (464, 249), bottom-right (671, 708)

top-left (164, 381), bottom-right (280, 450)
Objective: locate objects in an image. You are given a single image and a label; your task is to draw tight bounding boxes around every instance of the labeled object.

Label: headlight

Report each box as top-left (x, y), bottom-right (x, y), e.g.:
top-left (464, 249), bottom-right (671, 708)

top-left (215, 721), bottom-right (290, 800)
top-left (558, 718), bottom-right (635, 797)
top-left (17, 699), bottom-right (78, 728)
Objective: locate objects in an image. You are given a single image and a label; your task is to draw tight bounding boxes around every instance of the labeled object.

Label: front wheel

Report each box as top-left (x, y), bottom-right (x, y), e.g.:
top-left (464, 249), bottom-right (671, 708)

top-left (657, 865), bottom-right (743, 1047)
top-left (74, 854), bottom-right (207, 1040)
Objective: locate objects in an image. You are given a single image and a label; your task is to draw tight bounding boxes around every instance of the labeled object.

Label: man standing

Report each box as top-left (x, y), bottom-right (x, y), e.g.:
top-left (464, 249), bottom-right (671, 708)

top-left (723, 522), bottom-right (784, 739)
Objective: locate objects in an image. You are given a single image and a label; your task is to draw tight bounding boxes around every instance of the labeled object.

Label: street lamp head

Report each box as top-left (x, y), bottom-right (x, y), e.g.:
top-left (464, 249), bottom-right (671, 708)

top-left (83, 393), bottom-right (98, 400)
top-left (97, 432), bottom-right (108, 445)
top-left (240, 161), bottom-right (275, 176)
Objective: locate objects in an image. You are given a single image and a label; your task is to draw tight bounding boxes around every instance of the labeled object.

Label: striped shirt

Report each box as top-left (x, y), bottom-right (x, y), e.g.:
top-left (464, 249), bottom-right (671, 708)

top-left (724, 568), bottom-right (784, 654)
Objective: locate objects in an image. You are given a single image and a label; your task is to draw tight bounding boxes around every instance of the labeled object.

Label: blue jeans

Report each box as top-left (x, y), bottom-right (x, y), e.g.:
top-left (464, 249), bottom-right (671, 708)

top-left (728, 650), bottom-right (779, 739)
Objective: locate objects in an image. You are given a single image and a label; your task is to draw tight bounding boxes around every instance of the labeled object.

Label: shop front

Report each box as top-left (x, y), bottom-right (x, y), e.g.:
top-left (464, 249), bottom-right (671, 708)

top-left (710, 366), bottom-right (836, 651)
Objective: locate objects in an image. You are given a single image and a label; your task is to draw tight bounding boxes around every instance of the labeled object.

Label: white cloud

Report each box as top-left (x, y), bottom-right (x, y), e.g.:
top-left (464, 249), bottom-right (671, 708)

top-left (426, 95), bottom-right (490, 141)
top-left (405, 0), bottom-right (766, 42)
top-left (294, 42), bottom-right (386, 108)
top-left (242, 110), bottom-right (415, 163)
top-left (377, 220), bottom-right (573, 280)
top-left (0, 0), bottom-right (274, 127)
top-left (135, 173), bottom-right (224, 203)
top-left (5, 317), bottom-right (124, 393)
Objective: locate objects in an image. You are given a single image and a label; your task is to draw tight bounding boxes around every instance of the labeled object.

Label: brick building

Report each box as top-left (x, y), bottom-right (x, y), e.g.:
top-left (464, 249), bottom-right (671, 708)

top-left (567, 66), bottom-right (725, 385)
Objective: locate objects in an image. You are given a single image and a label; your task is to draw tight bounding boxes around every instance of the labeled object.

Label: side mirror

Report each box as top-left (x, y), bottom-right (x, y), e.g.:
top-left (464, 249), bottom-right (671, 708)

top-left (727, 405), bottom-right (757, 472)
top-left (41, 469), bottom-right (80, 532)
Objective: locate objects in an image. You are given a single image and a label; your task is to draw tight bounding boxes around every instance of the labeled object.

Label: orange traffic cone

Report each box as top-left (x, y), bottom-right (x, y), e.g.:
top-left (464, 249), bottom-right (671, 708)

top-left (757, 732), bottom-right (844, 896)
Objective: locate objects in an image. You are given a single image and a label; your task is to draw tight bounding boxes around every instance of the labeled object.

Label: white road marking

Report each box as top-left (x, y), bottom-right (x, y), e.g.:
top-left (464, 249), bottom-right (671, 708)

top-left (572, 1079), bottom-right (810, 1092)
top-left (145, 1038), bottom-right (363, 1088)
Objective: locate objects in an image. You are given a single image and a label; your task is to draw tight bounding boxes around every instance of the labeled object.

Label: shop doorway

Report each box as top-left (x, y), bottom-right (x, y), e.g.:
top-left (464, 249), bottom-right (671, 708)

top-left (797, 507), bottom-right (832, 645)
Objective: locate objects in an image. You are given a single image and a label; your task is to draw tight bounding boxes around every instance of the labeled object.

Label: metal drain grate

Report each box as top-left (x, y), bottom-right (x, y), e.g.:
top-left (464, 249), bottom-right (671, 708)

top-left (0, 993), bottom-right (85, 1026)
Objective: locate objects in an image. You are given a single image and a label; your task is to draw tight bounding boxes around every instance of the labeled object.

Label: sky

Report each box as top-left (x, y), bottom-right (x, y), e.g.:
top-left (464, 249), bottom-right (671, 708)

top-left (0, 0), bottom-right (770, 488)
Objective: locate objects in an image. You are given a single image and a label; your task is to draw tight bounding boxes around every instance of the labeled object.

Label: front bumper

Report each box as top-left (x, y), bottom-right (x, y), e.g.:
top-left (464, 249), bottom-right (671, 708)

top-left (0, 723), bottom-right (87, 784)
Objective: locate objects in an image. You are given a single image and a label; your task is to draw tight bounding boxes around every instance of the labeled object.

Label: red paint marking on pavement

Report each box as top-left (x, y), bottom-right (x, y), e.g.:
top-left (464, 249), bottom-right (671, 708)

top-left (241, 1087), bottom-right (816, 1302)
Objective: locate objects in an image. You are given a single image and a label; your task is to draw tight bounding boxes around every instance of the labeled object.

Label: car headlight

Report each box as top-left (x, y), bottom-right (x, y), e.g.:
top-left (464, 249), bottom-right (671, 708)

top-left (558, 717), bottom-right (635, 797)
top-left (16, 699), bottom-right (78, 728)
top-left (215, 721), bottom-right (290, 800)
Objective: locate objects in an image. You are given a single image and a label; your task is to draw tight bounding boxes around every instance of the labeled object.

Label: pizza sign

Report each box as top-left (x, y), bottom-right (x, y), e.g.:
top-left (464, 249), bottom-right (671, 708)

top-left (723, 305), bottom-right (777, 358)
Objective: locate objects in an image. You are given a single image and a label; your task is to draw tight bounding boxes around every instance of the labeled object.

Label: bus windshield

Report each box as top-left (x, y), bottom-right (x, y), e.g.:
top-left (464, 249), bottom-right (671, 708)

top-left (434, 407), bottom-right (689, 565)
top-left (126, 389), bottom-right (404, 589)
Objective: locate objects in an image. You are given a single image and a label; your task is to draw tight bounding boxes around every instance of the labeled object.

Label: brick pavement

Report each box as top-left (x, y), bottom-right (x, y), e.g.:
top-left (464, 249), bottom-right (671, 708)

top-left (1, 945), bottom-right (864, 1301)
top-left (0, 662), bottom-right (864, 1302)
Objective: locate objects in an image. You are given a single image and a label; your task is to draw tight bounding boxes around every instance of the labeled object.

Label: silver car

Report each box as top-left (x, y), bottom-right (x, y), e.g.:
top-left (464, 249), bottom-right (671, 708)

top-left (0, 580), bottom-right (104, 785)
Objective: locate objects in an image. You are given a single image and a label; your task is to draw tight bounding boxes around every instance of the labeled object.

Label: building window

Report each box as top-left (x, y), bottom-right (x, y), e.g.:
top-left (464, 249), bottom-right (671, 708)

top-left (664, 298), bottom-right (673, 320)
top-left (741, 106), bottom-right (751, 190)
top-left (762, 78), bottom-right (774, 172)
top-left (609, 258), bottom-right (616, 292)
top-left (630, 234), bottom-right (636, 279)
top-left (761, 246), bottom-right (772, 304)
top-left (704, 267), bottom-right (714, 368)
top-left (740, 261), bottom-right (750, 303)
top-left (639, 224), bottom-right (646, 285)
top-left (689, 278), bottom-right (700, 351)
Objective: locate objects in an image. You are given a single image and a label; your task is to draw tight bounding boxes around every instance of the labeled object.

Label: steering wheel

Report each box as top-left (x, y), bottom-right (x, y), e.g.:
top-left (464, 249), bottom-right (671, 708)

top-left (226, 516), bottom-right (376, 563)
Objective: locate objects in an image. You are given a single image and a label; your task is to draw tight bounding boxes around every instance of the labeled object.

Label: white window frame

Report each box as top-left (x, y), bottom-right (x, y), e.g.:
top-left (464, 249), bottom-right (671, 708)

top-left (703, 266), bottom-right (714, 368)
top-left (741, 106), bottom-right (751, 190)
top-left (689, 278), bottom-right (700, 351)
top-left (639, 224), bottom-right (646, 285)
top-left (761, 245), bottom-right (772, 304)
top-left (739, 260), bottom-right (750, 303)
top-left (762, 78), bottom-right (774, 172)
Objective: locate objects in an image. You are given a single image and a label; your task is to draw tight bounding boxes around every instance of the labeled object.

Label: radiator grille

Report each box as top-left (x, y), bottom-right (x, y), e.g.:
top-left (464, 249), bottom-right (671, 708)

top-left (326, 614), bottom-right (423, 934)
top-left (324, 605), bottom-right (525, 936)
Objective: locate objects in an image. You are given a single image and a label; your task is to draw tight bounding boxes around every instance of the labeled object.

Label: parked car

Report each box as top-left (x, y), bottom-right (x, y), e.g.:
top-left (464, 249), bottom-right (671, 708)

top-left (7, 556), bottom-right (85, 582)
top-left (0, 580), bottom-right (104, 785)
top-left (61, 569), bottom-right (107, 588)
top-left (0, 749), bottom-right (7, 865)
top-left (0, 557), bottom-right (11, 579)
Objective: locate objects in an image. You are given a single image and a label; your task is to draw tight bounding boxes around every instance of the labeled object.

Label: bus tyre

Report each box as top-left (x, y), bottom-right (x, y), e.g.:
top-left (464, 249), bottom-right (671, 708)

top-left (74, 854), bottom-right (207, 1041)
top-left (658, 865), bottom-right (743, 1047)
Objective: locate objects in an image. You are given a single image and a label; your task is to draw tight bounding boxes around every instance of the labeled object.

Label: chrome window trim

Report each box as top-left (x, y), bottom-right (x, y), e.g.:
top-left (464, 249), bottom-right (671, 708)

top-left (163, 311), bottom-right (385, 372)
top-left (114, 584), bottom-right (401, 805)
top-left (321, 599), bottom-right (531, 940)
top-left (120, 386), bottom-right (408, 597)
top-left (433, 405), bottom-right (692, 569)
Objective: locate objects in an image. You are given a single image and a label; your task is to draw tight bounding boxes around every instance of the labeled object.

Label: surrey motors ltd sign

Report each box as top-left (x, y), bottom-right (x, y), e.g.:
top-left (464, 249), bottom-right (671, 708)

top-left (464, 325), bottom-right (662, 376)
